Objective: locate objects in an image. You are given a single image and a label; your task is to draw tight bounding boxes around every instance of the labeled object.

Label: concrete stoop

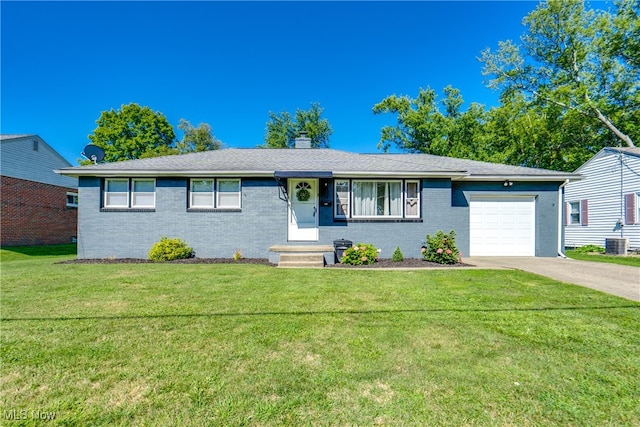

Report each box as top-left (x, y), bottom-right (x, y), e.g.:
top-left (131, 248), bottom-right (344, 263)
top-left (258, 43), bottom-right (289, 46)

top-left (277, 253), bottom-right (325, 268)
top-left (268, 245), bottom-right (334, 268)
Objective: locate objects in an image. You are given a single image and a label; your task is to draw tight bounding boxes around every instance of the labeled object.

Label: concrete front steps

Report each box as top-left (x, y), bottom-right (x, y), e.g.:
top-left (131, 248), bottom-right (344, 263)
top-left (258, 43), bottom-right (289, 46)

top-left (268, 245), bottom-right (334, 268)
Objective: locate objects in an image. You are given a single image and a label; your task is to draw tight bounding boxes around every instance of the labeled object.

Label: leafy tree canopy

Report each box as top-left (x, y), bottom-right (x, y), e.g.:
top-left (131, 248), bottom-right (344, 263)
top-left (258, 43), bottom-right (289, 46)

top-left (373, 85), bottom-right (489, 158)
top-left (374, 1), bottom-right (638, 172)
top-left (479, 0), bottom-right (638, 148)
top-left (88, 103), bottom-right (177, 162)
top-left (176, 119), bottom-right (222, 154)
top-left (263, 102), bottom-right (333, 148)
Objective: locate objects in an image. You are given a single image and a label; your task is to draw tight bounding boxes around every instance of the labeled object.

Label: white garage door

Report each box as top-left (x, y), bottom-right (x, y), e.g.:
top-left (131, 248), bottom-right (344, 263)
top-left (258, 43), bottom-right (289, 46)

top-left (470, 197), bottom-right (536, 256)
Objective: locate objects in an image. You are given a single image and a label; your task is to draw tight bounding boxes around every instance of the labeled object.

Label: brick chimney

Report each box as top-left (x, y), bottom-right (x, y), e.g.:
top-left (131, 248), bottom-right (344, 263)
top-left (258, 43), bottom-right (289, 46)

top-left (294, 131), bottom-right (312, 149)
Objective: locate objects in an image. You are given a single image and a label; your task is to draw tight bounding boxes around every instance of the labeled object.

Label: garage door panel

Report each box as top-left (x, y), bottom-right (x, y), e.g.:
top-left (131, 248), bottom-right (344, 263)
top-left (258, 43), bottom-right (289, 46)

top-left (470, 197), bottom-right (535, 256)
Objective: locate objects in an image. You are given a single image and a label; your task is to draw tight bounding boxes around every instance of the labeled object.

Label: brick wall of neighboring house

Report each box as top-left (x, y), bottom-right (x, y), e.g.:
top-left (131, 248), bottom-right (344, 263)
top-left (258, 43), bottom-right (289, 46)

top-left (1, 176), bottom-right (78, 246)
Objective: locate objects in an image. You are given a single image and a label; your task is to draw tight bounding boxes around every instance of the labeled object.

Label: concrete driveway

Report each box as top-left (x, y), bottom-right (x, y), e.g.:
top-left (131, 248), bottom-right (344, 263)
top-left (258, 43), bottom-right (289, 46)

top-left (465, 257), bottom-right (640, 302)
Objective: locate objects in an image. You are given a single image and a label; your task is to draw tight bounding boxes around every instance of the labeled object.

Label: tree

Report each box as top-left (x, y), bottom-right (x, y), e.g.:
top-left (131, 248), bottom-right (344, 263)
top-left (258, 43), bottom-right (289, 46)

top-left (479, 0), bottom-right (638, 148)
top-left (263, 102), bottom-right (333, 148)
top-left (176, 119), bottom-right (222, 154)
top-left (372, 85), bottom-right (489, 158)
top-left (482, 92), bottom-right (604, 171)
top-left (88, 103), bottom-right (177, 162)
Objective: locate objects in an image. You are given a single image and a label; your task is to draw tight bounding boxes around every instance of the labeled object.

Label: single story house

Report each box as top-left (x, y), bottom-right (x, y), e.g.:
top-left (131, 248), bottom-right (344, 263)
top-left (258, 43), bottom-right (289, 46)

top-left (565, 147), bottom-right (640, 251)
top-left (57, 136), bottom-right (579, 263)
top-left (1, 134), bottom-right (78, 246)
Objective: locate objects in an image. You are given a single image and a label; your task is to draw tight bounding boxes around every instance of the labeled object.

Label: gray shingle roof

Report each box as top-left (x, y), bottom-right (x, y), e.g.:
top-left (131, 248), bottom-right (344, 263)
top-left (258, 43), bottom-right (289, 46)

top-left (57, 148), bottom-right (579, 180)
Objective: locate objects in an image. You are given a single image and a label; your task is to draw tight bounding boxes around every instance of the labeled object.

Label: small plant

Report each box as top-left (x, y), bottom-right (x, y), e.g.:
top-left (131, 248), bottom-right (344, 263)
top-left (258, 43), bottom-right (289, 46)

top-left (233, 249), bottom-right (243, 261)
top-left (423, 230), bottom-right (460, 265)
top-left (148, 237), bottom-right (194, 262)
top-left (392, 246), bottom-right (404, 262)
top-left (341, 243), bottom-right (379, 265)
top-left (572, 245), bottom-right (605, 254)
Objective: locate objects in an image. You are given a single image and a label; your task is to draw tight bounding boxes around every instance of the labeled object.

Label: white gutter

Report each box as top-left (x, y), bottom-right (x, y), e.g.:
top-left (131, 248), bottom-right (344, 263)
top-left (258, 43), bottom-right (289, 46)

top-left (558, 179), bottom-right (569, 258)
top-left (459, 174), bottom-right (581, 182)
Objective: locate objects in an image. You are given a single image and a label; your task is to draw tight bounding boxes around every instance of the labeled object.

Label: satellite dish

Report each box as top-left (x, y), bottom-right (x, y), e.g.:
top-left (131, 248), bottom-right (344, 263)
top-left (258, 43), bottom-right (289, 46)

top-left (81, 144), bottom-right (105, 164)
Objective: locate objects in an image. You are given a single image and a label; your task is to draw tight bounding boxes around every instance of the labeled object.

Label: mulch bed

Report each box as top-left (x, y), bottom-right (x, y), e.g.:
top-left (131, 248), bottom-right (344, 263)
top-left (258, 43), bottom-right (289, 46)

top-left (57, 258), bottom-right (275, 265)
top-left (328, 258), bottom-right (471, 268)
top-left (58, 257), bottom-right (470, 268)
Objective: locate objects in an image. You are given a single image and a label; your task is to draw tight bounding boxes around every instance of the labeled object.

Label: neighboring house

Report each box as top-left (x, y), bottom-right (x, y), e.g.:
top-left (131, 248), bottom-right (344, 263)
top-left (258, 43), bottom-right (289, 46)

top-left (565, 147), bottom-right (640, 251)
top-left (1, 134), bottom-right (78, 246)
top-left (57, 135), bottom-right (579, 262)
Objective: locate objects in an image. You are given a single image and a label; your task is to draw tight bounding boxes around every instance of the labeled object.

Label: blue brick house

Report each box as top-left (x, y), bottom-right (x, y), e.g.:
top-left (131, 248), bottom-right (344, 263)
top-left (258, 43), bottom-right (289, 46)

top-left (57, 136), bottom-right (579, 262)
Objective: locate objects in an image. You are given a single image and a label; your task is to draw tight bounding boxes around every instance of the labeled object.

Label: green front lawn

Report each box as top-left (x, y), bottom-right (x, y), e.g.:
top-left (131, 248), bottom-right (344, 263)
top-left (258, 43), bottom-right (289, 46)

top-left (1, 247), bottom-right (639, 426)
top-left (566, 249), bottom-right (640, 267)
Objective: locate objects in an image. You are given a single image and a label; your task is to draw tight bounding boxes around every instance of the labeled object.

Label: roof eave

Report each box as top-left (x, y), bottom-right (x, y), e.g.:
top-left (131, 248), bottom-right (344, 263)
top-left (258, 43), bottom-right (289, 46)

top-left (57, 169), bottom-right (471, 178)
top-left (56, 169), bottom-right (581, 181)
top-left (55, 169), bottom-right (275, 178)
top-left (459, 174), bottom-right (582, 182)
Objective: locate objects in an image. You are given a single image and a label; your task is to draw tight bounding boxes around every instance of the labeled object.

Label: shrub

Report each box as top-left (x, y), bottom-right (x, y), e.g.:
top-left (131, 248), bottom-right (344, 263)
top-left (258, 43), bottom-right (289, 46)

top-left (233, 249), bottom-right (243, 261)
top-left (341, 243), bottom-right (379, 265)
top-left (422, 230), bottom-right (460, 265)
top-left (148, 237), bottom-right (194, 262)
top-left (392, 246), bottom-right (404, 262)
top-left (572, 245), bottom-right (605, 254)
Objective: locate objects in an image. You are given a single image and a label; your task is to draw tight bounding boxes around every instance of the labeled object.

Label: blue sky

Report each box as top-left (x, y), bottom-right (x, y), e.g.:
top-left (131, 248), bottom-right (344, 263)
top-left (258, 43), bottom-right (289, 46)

top-left (2, 1), bottom-right (541, 164)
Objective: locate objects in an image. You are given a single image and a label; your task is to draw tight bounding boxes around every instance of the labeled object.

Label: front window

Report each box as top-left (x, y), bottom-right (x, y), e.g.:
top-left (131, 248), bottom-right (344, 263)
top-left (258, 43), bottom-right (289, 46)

top-left (104, 178), bottom-right (155, 209)
top-left (217, 179), bottom-right (241, 208)
top-left (190, 179), bottom-right (214, 208)
top-left (189, 178), bottom-right (241, 209)
top-left (131, 179), bottom-right (155, 208)
top-left (334, 180), bottom-right (350, 218)
top-left (352, 180), bottom-right (402, 217)
top-left (104, 179), bottom-right (129, 207)
top-left (334, 179), bottom-right (420, 219)
top-left (405, 181), bottom-right (420, 217)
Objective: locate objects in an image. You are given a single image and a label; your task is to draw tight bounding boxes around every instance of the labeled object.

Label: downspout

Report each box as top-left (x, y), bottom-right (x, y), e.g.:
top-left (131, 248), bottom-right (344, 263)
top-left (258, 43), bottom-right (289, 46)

top-left (619, 152), bottom-right (624, 239)
top-left (558, 179), bottom-right (569, 258)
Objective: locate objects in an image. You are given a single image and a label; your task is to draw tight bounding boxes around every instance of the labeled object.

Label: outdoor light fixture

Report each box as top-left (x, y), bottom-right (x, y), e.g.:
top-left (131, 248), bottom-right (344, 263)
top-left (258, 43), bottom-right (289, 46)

top-left (503, 180), bottom-right (513, 187)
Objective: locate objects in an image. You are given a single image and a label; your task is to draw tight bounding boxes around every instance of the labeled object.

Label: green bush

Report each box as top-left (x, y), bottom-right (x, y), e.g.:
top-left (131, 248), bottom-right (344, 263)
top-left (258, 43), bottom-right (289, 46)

top-left (392, 247), bottom-right (404, 262)
top-left (148, 237), bottom-right (194, 262)
top-left (422, 230), bottom-right (460, 265)
top-left (572, 244), bottom-right (605, 254)
top-left (341, 243), bottom-right (379, 265)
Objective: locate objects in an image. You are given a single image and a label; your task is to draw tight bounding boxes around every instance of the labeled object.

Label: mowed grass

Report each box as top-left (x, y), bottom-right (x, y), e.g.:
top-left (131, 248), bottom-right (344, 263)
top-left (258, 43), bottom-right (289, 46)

top-left (1, 247), bottom-right (639, 426)
top-left (566, 249), bottom-right (640, 267)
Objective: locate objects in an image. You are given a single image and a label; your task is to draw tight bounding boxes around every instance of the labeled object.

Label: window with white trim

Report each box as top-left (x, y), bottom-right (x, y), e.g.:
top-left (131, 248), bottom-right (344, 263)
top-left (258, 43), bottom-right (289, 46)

top-left (334, 180), bottom-right (350, 218)
top-left (131, 179), bottom-right (155, 208)
top-left (352, 180), bottom-right (402, 217)
top-left (66, 192), bottom-right (78, 208)
top-left (189, 178), bottom-right (241, 209)
top-left (334, 179), bottom-right (419, 219)
top-left (104, 179), bottom-right (129, 208)
top-left (104, 178), bottom-right (156, 209)
top-left (569, 201), bottom-right (581, 225)
top-left (405, 180), bottom-right (420, 218)
top-left (190, 179), bottom-right (214, 208)
top-left (217, 179), bottom-right (241, 208)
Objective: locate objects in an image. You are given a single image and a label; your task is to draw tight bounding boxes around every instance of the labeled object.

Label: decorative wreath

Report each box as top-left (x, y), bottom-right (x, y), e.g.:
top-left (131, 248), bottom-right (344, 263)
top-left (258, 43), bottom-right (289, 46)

top-left (296, 182), bottom-right (311, 202)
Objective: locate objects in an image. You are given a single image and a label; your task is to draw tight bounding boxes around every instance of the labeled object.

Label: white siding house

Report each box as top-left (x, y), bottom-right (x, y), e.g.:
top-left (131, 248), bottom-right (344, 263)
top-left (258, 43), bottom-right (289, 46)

top-left (1, 134), bottom-right (77, 188)
top-left (564, 147), bottom-right (640, 251)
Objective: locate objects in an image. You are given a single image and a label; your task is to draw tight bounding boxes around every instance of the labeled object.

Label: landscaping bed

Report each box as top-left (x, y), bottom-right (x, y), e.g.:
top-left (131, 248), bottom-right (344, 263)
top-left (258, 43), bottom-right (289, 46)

top-left (58, 257), bottom-right (469, 268)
